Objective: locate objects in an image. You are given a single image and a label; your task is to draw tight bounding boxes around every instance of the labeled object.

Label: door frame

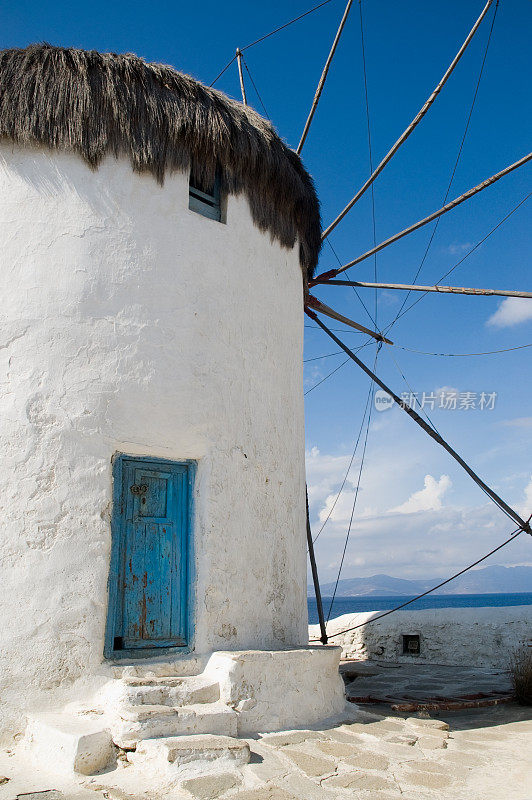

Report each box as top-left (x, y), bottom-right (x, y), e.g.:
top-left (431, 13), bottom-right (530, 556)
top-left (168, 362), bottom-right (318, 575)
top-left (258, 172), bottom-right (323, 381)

top-left (104, 453), bottom-right (196, 660)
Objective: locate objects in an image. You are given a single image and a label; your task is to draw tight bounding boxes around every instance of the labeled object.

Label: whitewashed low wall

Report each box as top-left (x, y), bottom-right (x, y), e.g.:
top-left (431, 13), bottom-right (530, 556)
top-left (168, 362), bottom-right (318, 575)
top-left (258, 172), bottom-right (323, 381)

top-left (309, 606), bottom-right (532, 669)
top-left (206, 647), bottom-right (345, 734)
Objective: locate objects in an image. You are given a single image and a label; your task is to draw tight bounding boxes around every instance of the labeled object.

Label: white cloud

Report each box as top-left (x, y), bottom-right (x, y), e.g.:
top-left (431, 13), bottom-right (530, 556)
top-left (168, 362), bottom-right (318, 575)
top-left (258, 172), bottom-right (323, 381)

top-left (502, 417), bottom-right (532, 428)
top-left (435, 386), bottom-right (459, 397)
top-left (487, 298), bottom-right (532, 328)
top-left (390, 474), bottom-right (451, 514)
top-left (379, 290), bottom-right (399, 306)
top-left (305, 446), bottom-right (354, 509)
top-left (306, 423), bottom-right (532, 584)
top-left (311, 500), bottom-right (532, 584)
top-left (518, 475), bottom-right (532, 519)
top-left (447, 242), bottom-right (473, 255)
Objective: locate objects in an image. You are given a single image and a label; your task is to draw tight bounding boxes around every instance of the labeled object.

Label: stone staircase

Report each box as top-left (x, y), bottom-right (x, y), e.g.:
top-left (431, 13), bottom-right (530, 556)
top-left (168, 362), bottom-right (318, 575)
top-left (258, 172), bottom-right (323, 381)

top-left (25, 666), bottom-right (239, 774)
top-left (97, 669), bottom-right (239, 749)
top-left (23, 647), bottom-right (345, 777)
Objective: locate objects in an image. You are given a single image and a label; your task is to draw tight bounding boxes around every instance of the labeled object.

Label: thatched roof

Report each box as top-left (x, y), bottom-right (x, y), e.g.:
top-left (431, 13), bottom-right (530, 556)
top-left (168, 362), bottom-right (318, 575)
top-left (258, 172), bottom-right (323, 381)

top-left (0, 44), bottom-right (321, 277)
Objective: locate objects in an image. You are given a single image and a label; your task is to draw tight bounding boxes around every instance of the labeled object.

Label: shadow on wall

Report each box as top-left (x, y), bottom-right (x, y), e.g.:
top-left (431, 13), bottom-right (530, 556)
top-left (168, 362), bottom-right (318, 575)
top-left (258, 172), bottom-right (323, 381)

top-left (0, 146), bottom-right (152, 218)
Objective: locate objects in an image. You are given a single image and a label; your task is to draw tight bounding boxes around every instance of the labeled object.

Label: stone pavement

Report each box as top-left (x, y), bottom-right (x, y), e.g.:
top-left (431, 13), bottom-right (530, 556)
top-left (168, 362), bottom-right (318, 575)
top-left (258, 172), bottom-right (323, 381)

top-left (1, 700), bottom-right (531, 800)
top-left (341, 659), bottom-right (514, 710)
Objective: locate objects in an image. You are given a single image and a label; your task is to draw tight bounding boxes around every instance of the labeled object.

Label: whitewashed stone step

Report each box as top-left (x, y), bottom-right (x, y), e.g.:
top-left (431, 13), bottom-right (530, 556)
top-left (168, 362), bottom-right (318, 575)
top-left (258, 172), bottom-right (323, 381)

top-left (26, 713), bottom-right (115, 776)
top-left (105, 674), bottom-right (220, 708)
top-left (129, 733), bottom-right (250, 771)
top-left (110, 655), bottom-right (207, 680)
top-left (111, 702), bottom-right (238, 748)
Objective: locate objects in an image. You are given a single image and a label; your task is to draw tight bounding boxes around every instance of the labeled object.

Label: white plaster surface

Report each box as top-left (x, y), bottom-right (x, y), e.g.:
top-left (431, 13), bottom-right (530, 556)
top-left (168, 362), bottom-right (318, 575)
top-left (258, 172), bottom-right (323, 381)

top-left (309, 605), bottom-right (532, 668)
top-left (25, 713), bottom-right (114, 775)
top-left (129, 734), bottom-right (251, 774)
top-left (204, 647), bottom-right (346, 734)
top-left (0, 144), bottom-right (307, 742)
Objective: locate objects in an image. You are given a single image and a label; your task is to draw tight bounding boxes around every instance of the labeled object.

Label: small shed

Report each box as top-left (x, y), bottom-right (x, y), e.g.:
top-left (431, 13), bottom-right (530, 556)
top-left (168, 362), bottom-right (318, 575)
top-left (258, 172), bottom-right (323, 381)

top-left (0, 45), bottom-right (343, 767)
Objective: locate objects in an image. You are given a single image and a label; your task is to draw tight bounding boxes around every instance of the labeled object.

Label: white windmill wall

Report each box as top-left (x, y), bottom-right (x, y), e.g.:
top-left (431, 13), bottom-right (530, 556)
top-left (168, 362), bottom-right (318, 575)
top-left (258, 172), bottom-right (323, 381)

top-left (0, 144), bottom-right (308, 740)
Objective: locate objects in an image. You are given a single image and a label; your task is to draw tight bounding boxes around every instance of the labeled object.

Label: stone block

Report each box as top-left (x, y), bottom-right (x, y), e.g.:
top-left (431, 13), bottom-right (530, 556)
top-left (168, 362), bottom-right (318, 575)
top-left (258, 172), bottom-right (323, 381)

top-left (325, 771), bottom-right (397, 791)
top-left (314, 740), bottom-right (358, 759)
top-left (111, 702), bottom-right (238, 748)
top-left (281, 748), bottom-right (335, 777)
top-left (26, 714), bottom-right (115, 776)
top-left (385, 734), bottom-right (418, 746)
top-left (260, 731), bottom-right (326, 748)
top-left (206, 648), bottom-right (345, 735)
top-left (415, 735), bottom-right (448, 750)
top-left (181, 773), bottom-right (240, 799)
top-left (131, 734), bottom-right (250, 770)
top-left (230, 788), bottom-right (300, 800)
top-left (406, 717), bottom-right (449, 731)
top-left (344, 751), bottom-right (390, 771)
top-left (403, 770), bottom-right (453, 789)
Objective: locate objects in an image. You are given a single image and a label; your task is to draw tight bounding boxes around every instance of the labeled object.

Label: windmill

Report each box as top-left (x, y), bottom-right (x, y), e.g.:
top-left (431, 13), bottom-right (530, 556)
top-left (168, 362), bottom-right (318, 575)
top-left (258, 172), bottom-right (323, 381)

top-left (218, 0), bottom-right (532, 643)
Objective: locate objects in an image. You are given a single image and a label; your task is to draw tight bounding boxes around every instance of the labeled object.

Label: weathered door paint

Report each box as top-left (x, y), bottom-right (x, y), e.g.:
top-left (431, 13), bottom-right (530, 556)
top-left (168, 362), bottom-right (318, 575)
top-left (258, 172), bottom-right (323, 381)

top-left (105, 456), bottom-right (191, 656)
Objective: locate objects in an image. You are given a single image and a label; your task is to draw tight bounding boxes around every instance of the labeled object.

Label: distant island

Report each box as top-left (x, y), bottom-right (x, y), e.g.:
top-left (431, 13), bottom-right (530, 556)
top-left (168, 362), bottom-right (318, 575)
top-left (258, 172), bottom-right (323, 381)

top-left (308, 565), bottom-right (532, 597)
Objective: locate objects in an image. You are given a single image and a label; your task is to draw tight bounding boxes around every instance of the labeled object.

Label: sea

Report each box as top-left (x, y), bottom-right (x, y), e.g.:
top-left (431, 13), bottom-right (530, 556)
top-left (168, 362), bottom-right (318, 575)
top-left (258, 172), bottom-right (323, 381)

top-left (307, 592), bottom-right (532, 625)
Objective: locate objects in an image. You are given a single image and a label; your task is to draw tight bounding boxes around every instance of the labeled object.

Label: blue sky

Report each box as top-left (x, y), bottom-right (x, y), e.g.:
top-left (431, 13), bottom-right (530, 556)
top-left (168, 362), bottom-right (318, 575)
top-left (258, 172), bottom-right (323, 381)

top-left (3, 0), bottom-right (531, 583)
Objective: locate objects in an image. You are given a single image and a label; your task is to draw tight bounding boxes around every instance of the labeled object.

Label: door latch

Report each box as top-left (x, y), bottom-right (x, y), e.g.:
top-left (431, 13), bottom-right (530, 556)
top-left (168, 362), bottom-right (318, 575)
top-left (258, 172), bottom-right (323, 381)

top-left (131, 484), bottom-right (148, 495)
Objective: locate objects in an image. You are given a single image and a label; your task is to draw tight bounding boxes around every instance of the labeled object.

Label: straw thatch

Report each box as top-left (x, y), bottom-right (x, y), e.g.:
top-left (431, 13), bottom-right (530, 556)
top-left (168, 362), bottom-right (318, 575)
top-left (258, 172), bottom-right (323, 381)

top-left (0, 44), bottom-right (321, 276)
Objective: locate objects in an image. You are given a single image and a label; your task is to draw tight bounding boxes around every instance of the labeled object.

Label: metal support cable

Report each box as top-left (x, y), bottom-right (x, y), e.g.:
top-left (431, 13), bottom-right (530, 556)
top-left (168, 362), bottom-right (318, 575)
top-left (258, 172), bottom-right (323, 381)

top-left (381, 192), bottom-right (532, 333)
top-left (326, 352), bottom-right (378, 621)
top-left (387, 0), bottom-right (499, 334)
top-left (388, 349), bottom-right (440, 436)
top-left (210, 1), bottom-right (335, 87)
top-left (242, 0), bottom-right (334, 52)
top-left (304, 338), bottom-right (373, 395)
top-left (312, 377), bottom-right (374, 544)
top-left (322, 0), bottom-right (495, 240)
top-left (242, 56), bottom-right (271, 119)
top-left (306, 487), bottom-right (328, 644)
top-left (304, 358), bottom-right (350, 395)
top-left (209, 55), bottom-right (237, 87)
top-left (310, 524), bottom-right (529, 641)
top-left (304, 350), bottom-right (345, 362)
top-left (297, 0), bottom-right (354, 154)
top-left (306, 341), bottom-right (532, 360)
top-left (397, 342), bottom-right (532, 358)
top-left (358, 0), bottom-right (378, 329)
top-left (313, 152), bottom-right (532, 282)
top-left (326, 240), bottom-right (378, 330)
top-left (306, 309), bottom-right (532, 533)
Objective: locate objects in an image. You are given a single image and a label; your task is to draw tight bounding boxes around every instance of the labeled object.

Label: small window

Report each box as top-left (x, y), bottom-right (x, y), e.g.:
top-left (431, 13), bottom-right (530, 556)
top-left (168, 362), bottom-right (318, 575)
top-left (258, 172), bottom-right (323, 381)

top-left (402, 634), bottom-right (420, 656)
top-left (189, 163), bottom-right (222, 222)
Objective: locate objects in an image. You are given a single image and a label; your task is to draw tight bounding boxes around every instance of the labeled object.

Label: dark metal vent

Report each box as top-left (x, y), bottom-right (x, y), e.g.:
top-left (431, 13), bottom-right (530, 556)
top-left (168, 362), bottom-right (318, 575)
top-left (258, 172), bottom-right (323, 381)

top-left (402, 634), bottom-right (420, 655)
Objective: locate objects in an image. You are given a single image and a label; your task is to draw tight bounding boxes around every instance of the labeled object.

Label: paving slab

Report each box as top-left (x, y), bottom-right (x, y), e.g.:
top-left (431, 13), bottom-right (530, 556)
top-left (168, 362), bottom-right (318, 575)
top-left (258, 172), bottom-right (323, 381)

top-left (344, 660), bottom-right (513, 710)
top-left (313, 741), bottom-right (358, 759)
top-left (230, 788), bottom-right (300, 800)
top-left (180, 772), bottom-right (241, 799)
top-left (324, 770), bottom-right (398, 792)
top-left (344, 751), bottom-right (390, 771)
top-left (259, 732), bottom-right (326, 749)
top-left (280, 750), bottom-right (334, 778)
top-left (401, 770), bottom-right (454, 790)
top-left (415, 735), bottom-right (448, 750)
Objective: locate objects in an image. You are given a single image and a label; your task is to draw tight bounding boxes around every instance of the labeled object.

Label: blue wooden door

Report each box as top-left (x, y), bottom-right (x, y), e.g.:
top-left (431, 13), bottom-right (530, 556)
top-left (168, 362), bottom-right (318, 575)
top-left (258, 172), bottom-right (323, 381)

top-left (107, 457), bottom-right (190, 654)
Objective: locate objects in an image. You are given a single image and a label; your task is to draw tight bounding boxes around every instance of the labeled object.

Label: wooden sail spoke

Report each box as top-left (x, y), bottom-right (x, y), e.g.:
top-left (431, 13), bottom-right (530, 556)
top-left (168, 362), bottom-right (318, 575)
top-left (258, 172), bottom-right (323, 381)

top-left (306, 294), bottom-right (393, 344)
top-left (319, 280), bottom-right (532, 299)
